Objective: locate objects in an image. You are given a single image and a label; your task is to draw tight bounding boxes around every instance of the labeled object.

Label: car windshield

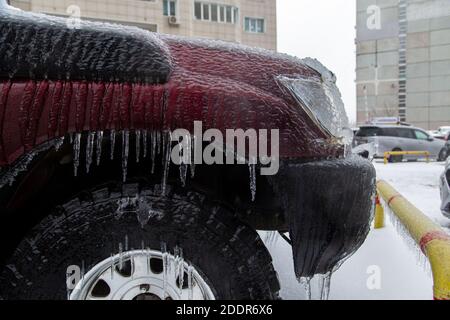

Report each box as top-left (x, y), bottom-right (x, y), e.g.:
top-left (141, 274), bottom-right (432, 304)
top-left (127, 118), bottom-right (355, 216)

top-left (356, 127), bottom-right (380, 137)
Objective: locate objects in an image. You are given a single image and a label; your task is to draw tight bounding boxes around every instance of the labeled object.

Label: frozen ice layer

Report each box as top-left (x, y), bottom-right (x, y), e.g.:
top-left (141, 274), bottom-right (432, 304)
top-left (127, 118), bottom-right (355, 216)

top-left (0, 4), bottom-right (172, 83)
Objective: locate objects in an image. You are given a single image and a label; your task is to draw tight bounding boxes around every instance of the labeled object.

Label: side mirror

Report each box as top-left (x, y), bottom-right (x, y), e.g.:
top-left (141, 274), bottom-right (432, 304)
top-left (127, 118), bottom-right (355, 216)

top-left (427, 137), bottom-right (434, 142)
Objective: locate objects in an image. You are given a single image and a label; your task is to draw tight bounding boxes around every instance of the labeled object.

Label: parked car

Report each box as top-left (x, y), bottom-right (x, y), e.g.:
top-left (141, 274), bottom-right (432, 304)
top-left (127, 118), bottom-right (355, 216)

top-left (431, 126), bottom-right (450, 140)
top-left (0, 3), bottom-right (375, 300)
top-left (438, 138), bottom-right (450, 162)
top-left (439, 160), bottom-right (450, 219)
top-left (354, 125), bottom-right (446, 162)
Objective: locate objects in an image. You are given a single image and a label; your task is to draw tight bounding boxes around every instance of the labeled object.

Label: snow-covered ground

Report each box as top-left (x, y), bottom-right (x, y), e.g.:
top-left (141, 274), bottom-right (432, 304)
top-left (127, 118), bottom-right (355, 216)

top-left (261, 159), bottom-right (449, 300)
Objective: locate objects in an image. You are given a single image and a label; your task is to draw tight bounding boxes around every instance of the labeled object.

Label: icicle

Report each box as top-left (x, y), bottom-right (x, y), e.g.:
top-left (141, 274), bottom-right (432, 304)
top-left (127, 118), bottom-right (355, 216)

top-left (122, 130), bottom-right (129, 182)
top-left (156, 131), bottom-right (162, 155)
top-left (187, 264), bottom-right (194, 300)
top-left (179, 135), bottom-right (189, 187)
top-left (110, 130), bottom-right (116, 160)
top-left (320, 271), bottom-right (332, 300)
top-left (124, 235), bottom-right (129, 251)
top-left (151, 132), bottom-right (157, 174)
top-left (96, 131), bottom-right (103, 166)
top-left (161, 132), bottom-right (172, 195)
top-left (146, 247), bottom-right (151, 275)
top-left (118, 242), bottom-right (124, 270)
top-left (81, 260), bottom-right (85, 281)
top-left (174, 246), bottom-right (181, 285)
top-left (180, 164), bottom-right (188, 187)
top-left (340, 127), bottom-right (354, 158)
top-left (85, 132), bottom-right (95, 173)
top-left (175, 247), bottom-right (184, 294)
top-left (54, 137), bottom-right (64, 151)
top-left (110, 254), bottom-right (114, 280)
top-left (298, 276), bottom-right (312, 300)
top-left (190, 134), bottom-right (196, 178)
top-left (135, 130), bottom-right (141, 163)
top-left (136, 196), bottom-right (152, 228)
top-left (298, 272), bottom-right (333, 300)
top-left (161, 242), bottom-right (169, 299)
top-left (249, 163), bottom-right (257, 201)
top-left (73, 133), bottom-right (81, 176)
top-left (143, 130), bottom-right (148, 158)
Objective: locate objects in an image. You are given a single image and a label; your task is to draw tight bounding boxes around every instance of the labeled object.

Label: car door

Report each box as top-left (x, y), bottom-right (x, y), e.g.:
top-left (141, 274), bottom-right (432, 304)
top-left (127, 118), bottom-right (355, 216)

top-left (395, 128), bottom-right (417, 152)
top-left (413, 129), bottom-right (441, 158)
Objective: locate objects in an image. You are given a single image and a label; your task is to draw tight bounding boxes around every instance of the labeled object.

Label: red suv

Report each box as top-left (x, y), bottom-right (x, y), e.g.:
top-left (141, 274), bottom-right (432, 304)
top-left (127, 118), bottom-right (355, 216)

top-left (0, 3), bottom-right (375, 300)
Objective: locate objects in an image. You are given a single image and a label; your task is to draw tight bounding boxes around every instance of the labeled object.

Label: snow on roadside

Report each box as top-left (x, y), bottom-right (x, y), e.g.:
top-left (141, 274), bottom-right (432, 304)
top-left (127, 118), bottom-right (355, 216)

top-left (374, 160), bottom-right (449, 231)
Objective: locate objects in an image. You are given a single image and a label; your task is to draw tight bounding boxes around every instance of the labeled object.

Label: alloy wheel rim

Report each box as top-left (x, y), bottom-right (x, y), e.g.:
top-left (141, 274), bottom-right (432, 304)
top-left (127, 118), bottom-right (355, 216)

top-left (69, 249), bottom-right (216, 300)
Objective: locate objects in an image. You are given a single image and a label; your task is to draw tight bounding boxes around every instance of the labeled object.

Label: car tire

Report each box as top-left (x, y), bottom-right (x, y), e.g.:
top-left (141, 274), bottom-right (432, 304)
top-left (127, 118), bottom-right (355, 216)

top-left (438, 148), bottom-right (448, 162)
top-left (0, 182), bottom-right (280, 300)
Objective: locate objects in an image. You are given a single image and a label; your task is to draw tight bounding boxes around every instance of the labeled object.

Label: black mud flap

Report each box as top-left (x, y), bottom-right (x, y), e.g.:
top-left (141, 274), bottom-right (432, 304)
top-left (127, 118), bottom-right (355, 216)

top-left (271, 156), bottom-right (376, 278)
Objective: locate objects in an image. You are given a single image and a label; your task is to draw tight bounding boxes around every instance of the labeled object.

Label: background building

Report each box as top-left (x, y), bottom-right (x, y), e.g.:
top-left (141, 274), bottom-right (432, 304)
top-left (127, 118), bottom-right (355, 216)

top-left (10, 0), bottom-right (277, 51)
top-left (356, 0), bottom-right (450, 129)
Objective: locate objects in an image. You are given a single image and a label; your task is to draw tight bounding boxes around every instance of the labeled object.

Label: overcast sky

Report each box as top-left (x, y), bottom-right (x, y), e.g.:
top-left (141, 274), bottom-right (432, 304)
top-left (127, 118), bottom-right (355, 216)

top-left (277, 0), bottom-right (357, 123)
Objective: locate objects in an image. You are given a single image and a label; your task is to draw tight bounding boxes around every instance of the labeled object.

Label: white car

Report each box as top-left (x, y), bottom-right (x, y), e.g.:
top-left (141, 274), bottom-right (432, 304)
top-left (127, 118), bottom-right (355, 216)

top-left (439, 159), bottom-right (450, 218)
top-left (354, 125), bottom-right (446, 162)
top-left (431, 126), bottom-right (450, 140)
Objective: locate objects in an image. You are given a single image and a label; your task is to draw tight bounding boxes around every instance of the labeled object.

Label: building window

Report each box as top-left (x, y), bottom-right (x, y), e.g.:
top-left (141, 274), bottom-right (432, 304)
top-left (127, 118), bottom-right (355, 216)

top-left (202, 3), bottom-right (209, 20)
top-left (211, 4), bottom-right (218, 22)
top-left (194, 2), bottom-right (202, 20)
top-left (163, 0), bottom-right (176, 16)
top-left (226, 6), bottom-right (232, 23)
top-left (244, 17), bottom-right (265, 33)
top-left (194, 2), bottom-right (238, 24)
top-left (219, 6), bottom-right (225, 22)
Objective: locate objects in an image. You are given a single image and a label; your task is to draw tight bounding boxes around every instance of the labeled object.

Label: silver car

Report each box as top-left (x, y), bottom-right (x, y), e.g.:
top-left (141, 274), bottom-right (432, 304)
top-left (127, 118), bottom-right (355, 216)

top-left (354, 125), bottom-right (445, 162)
top-left (440, 160), bottom-right (450, 218)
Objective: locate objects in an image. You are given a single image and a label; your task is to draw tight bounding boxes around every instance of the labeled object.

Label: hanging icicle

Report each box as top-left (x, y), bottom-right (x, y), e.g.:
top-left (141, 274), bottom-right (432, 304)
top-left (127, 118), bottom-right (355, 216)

top-left (110, 129), bottom-right (116, 160)
top-left (187, 264), bottom-right (194, 300)
top-left (73, 133), bottom-right (81, 177)
top-left (249, 163), bottom-right (257, 202)
top-left (190, 134), bottom-right (196, 179)
top-left (142, 130), bottom-right (148, 158)
top-left (122, 130), bottom-right (130, 182)
top-left (96, 131), bottom-right (103, 166)
top-left (161, 131), bottom-right (172, 195)
top-left (135, 130), bottom-right (141, 163)
top-left (85, 132), bottom-right (95, 173)
top-left (151, 132), bottom-right (157, 174)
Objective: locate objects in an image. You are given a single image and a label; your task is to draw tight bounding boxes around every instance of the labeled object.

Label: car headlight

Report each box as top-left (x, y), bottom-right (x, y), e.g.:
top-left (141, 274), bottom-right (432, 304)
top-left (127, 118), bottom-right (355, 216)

top-left (276, 58), bottom-right (350, 142)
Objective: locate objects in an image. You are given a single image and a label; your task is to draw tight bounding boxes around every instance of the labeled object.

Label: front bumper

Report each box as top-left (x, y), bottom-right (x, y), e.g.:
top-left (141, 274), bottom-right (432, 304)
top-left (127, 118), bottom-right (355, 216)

top-left (271, 155), bottom-right (376, 277)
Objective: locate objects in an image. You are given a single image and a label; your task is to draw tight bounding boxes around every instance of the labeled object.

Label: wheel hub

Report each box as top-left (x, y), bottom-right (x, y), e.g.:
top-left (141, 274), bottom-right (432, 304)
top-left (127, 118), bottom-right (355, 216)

top-left (69, 249), bottom-right (215, 300)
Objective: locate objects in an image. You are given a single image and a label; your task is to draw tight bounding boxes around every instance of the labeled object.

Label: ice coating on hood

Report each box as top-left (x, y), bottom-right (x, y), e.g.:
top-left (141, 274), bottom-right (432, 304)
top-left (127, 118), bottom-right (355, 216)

top-left (0, 2), bottom-right (347, 171)
top-left (160, 33), bottom-right (316, 67)
top-left (277, 58), bottom-right (350, 139)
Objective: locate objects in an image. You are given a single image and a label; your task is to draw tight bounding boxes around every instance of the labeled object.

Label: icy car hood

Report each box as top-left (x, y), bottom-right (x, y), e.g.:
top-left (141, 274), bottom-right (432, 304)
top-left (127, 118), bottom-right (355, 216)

top-left (0, 4), bottom-right (352, 166)
top-left (160, 35), bottom-right (350, 141)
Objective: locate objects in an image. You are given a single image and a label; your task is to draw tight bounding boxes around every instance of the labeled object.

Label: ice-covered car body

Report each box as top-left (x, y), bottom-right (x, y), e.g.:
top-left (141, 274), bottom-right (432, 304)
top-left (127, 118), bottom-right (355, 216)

top-left (0, 4), bottom-right (375, 280)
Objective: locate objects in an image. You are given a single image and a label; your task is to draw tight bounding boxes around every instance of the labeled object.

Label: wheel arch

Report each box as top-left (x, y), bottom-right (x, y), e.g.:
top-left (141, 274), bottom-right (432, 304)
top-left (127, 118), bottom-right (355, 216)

top-left (0, 136), bottom-right (286, 263)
